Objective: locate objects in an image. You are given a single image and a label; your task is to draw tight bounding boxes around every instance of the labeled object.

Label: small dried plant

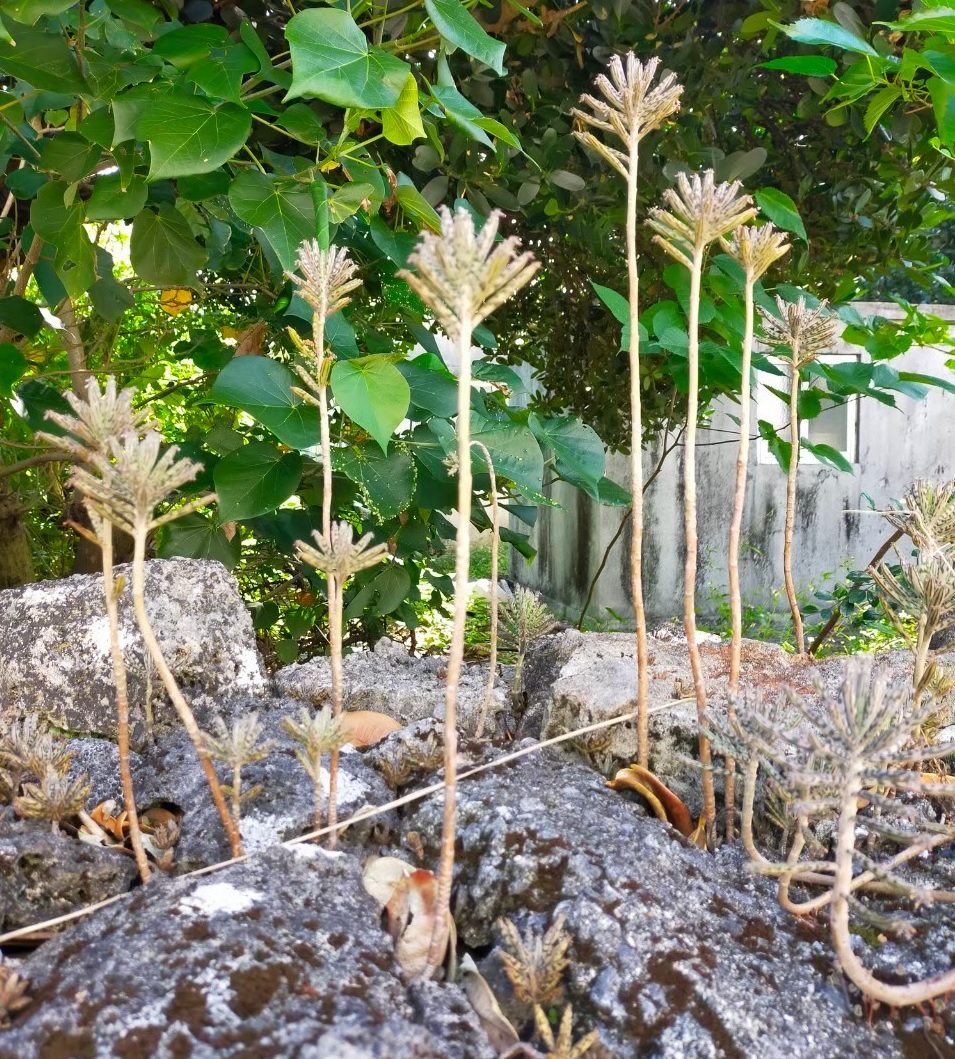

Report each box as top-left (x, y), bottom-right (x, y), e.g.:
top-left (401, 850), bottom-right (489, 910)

top-left (201, 714), bottom-right (275, 826)
top-left (714, 663), bottom-right (955, 1008)
top-left (0, 715), bottom-right (71, 799)
top-left (295, 521), bottom-right (388, 847)
top-left (500, 587), bottom-right (556, 708)
top-left (881, 478), bottom-right (955, 550)
top-left (759, 296), bottom-right (838, 656)
top-left (532, 1004), bottom-right (599, 1059)
top-left (498, 913), bottom-right (571, 1007)
top-left (15, 766), bottom-right (90, 833)
top-left (281, 705), bottom-right (347, 835)
top-left (647, 171), bottom-right (756, 833)
top-left (399, 206), bottom-right (538, 974)
top-left (718, 222), bottom-right (790, 839)
top-left (49, 381), bottom-right (240, 860)
top-left (37, 377), bottom-right (153, 883)
top-left (375, 731), bottom-right (444, 791)
top-left (0, 960), bottom-right (30, 1028)
top-left (573, 53), bottom-right (683, 772)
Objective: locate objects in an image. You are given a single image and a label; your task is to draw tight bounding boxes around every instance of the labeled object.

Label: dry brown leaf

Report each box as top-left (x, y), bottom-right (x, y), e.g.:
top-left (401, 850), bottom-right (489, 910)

top-left (341, 710), bottom-right (402, 747)
top-left (362, 854), bottom-right (415, 908)
top-left (90, 800), bottom-right (129, 841)
top-left (384, 868), bottom-right (456, 977)
top-left (460, 953), bottom-right (520, 1055)
top-left (606, 765), bottom-right (694, 837)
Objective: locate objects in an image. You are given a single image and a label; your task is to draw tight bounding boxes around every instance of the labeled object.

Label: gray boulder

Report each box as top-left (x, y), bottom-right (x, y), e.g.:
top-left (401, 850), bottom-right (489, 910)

top-left (275, 636), bottom-right (506, 735)
top-left (405, 751), bottom-right (944, 1058)
top-left (0, 559), bottom-right (266, 747)
top-left (0, 846), bottom-right (496, 1059)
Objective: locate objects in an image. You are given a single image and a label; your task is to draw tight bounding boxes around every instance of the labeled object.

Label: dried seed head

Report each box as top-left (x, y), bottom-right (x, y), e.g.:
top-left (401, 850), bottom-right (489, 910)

top-left (533, 1002), bottom-right (599, 1058)
top-left (500, 587), bottom-right (556, 652)
top-left (873, 549), bottom-right (955, 641)
top-left (719, 223), bottom-right (791, 282)
top-left (295, 521), bottom-right (389, 581)
top-left (282, 706), bottom-right (347, 781)
top-left (398, 207), bottom-right (539, 341)
top-left (38, 376), bottom-right (151, 462)
top-left (572, 53), bottom-right (683, 178)
top-left (14, 766), bottom-right (90, 828)
top-left (0, 962), bottom-right (31, 1028)
top-left (647, 170), bottom-right (757, 267)
top-left (497, 913), bottom-right (571, 1007)
top-left (882, 479), bottom-right (955, 551)
top-left (289, 242), bottom-right (362, 318)
top-left (759, 296), bottom-right (838, 367)
top-left (202, 714), bottom-right (275, 769)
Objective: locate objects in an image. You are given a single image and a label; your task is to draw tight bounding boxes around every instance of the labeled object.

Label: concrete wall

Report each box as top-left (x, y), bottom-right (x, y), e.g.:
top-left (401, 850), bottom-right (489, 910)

top-left (512, 303), bottom-right (955, 626)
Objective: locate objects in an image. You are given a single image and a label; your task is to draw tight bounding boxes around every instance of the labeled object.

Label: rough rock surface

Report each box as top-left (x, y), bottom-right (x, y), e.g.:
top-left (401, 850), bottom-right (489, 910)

top-left (405, 751), bottom-right (952, 1059)
top-left (275, 636), bottom-right (506, 735)
top-left (0, 559), bottom-right (266, 747)
top-left (0, 846), bottom-right (496, 1059)
top-left (525, 630), bottom-right (954, 812)
top-left (0, 818), bottom-right (138, 932)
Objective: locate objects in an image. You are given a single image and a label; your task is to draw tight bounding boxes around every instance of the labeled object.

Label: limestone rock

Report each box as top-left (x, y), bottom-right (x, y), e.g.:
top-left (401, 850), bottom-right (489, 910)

top-left (0, 846), bottom-right (496, 1059)
top-left (0, 559), bottom-right (266, 748)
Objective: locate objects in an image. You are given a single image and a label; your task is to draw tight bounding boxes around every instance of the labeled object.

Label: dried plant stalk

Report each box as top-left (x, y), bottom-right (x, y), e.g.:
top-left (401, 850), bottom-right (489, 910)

top-left (573, 53), bottom-right (682, 769)
top-left (400, 206), bottom-right (538, 974)
top-left (648, 171), bottom-right (756, 831)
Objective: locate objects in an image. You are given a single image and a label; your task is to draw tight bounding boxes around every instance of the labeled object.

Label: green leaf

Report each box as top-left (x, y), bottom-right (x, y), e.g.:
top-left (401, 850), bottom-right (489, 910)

top-left (431, 84), bottom-right (493, 147)
top-left (470, 412), bottom-right (544, 499)
top-left (130, 205), bottom-right (208, 287)
top-left (4, 0), bottom-right (74, 23)
top-left (211, 356), bottom-right (321, 448)
top-left (138, 92), bottom-right (252, 180)
top-left (591, 282), bottom-right (629, 324)
top-left (754, 187), bottom-right (808, 242)
top-left (779, 17), bottom-right (878, 56)
top-left (228, 171), bottom-right (316, 272)
top-left (88, 275), bottom-right (135, 321)
top-left (15, 378), bottom-right (71, 434)
top-left (801, 439), bottom-right (854, 472)
top-left (336, 442), bottom-right (416, 520)
top-left (897, 371), bottom-right (955, 395)
top-left (345, 563), bottom-right (411, 618)
top-left (425, 0), bottom-right (505, 73)
top-left (397, 354), bottom-right (459, 418)
top-left (382, 74), bottom-right (426, 145)
top-left (214, 441), bottom-right (303, 520)
top-left (331, 355), bottom-right (411, 453)
top-left (38, 133), bottom-right (101, 183)
top-left (863, 84), bottom-right (902, 135)
top-left (929, 76), bottom-right (955, 145)
top-left (528, 412), bottom-right (604, 492)
top-left (29, 181), bottom-right (96, 298)
top-left (157, 512), bottom-right (241, 569)
top-left (0, 343), bottom-right (29, 396)
top-left (0, 19), bottom-right (87, 94)
top-left (0, 297), bottom-right (42, 337)
top-left (187, 44), bottom-right (258, 104)
top-left (879, 9), bottom-right (955, 35)
top-left (86, 173), bottom-right (148, 221)
top-left (328, 181), bottom-right (377, 222)
top-left (394, 179), bottom-right (442, 231)
top-left (760, 55), bottom-right (838, 76)
top-left (106, 0), bottom-right (161, 32)
top-left (285, 9), bottom-right (409, 109)
top-left (152, 24), bottom-right (229, 67)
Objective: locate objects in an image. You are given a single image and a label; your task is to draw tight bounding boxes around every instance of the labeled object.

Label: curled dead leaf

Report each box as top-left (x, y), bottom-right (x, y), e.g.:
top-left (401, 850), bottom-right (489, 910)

top-left (362, 854), bottom-right (415, 908)
top-left (341, 710), bottom-right (402, 748)
top-left (606, 764), bottom-right (694, 837)
top-left (460, 953), bottom-right (520, 1055)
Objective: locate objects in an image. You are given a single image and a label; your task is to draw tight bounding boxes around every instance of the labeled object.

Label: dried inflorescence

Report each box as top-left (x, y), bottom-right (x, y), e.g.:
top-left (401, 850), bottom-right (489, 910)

top-left (0, 961), bottom-right (30, 1028)
top-left (571, 53), bottom-right (683, 177)
top-left (881, 478), bottom-right (955, 550)
top-left (398, 207), bottom-right (540, 342)
top-left (720, 223), bottom-right (790, 283)
top-left (647, 171), bottom-right (757, 266)
top-left (532, 1004), bottom-right (599, 1059)
top-left (38, 375), bottom-right (151, 463)
top-left (758, 296), bottom-right (838, 369)
top-left (289, 241), bottom-right (362, 321)
top-left (202, 714), bottom-right (275, 824)
top-left (295, 521), bottom-right (389, 582)
top-left (282, 706), bottom-right (347, 834)
top-left (15, 766), bottom-right (91, 833)
top-left (374, 731), bottom-right (444, 791)
top-left (498, 913), bottom-right (571, 1008)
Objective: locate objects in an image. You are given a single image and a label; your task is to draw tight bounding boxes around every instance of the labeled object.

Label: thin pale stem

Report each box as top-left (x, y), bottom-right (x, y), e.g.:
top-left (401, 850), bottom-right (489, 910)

top-left (232, 761), bottom-right (242, 826)
top-left (829, 768), bottom-right (955, 1006)
top-left (683, 247), bottom-right (715, 831)
top-left (131, 529), bottom-right (243, 859)
top-left (725, 276), bottom-right (755, 839)
top-left (314, 754), bottom-right (324, 835)
top-left (784, 352), bottom-right (805, 654)
top-left (913, 613), bottom-right (931, 696)
top-left (327, 573), bottom-right (343, 850)
top-left (473, 441), bottom-right (499, 739)
top-left (740, 758), bottom-right (772, 868)
top-left (428, 312), bottom-right (474, 974)
top-left (102, 525), bottom-right (151, 886)
top-left (626, 135), bottom-right (650, 770)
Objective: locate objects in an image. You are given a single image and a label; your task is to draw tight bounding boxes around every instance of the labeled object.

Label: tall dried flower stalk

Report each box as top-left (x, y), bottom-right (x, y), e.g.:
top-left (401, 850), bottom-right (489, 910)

top-left (399, 206), bottom-right (538, 973)
top-left (572, 53), bottom-right (682, 769)
top-left (472, 441), bottom-right (500, 739)
top-left (38, 378), bottom-right (154, 884)
top-left (295, 521), bottom-right (387, 845)
top-left (67, 418), bottom-right (241, 859)
top-left (718, 223), bottom-right (790, 838)
top-left (760, 296), bottom-right (838, 655)
top-left (647, 171), bottom-right (756, 830)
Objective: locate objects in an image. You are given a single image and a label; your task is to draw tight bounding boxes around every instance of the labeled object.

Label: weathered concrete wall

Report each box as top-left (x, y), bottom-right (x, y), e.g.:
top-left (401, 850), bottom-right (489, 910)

top-left (513, 303), bottom-right (955, 625)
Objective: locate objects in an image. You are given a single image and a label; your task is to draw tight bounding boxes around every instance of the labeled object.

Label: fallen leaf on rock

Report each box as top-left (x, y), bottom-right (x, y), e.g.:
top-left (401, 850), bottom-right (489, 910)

top-left (606, 764), bottom-right (694, 837)
top-left (341, 710), bottom-right (403, 747)
top-left (460, 953), bottom-right (520, 1055)
top-left (362, 854), bottom-right (415, 908)
top-left (89, 800), bottom-right (129, 842)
